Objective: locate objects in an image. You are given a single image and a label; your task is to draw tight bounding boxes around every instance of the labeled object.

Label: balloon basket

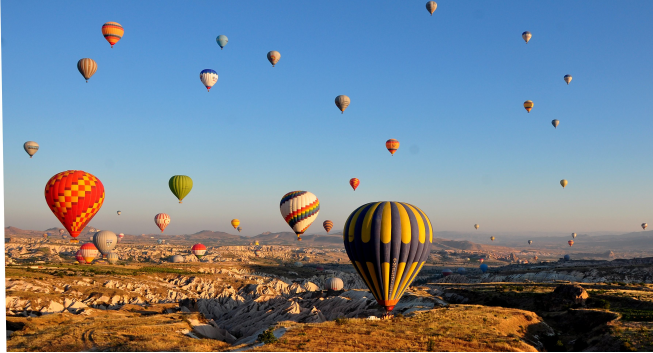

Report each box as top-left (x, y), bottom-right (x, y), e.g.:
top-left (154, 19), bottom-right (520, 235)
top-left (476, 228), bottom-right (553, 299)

top-left (70, 239), bottom-right (79, 244)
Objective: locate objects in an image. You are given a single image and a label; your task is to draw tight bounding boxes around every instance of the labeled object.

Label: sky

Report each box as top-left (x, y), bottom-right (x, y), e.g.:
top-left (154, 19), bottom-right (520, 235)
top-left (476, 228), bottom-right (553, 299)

top-left (2, 1), bottom-right (653, 237)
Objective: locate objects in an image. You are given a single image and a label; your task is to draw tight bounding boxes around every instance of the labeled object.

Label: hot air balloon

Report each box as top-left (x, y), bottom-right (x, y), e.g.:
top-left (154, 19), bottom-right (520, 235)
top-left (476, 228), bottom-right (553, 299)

top-left (75, 250), bottom-right (87, 264)
top-left (528, 240), bottom-right (533, 245)
top-left (255, 241), bottom-right (259, 246)
top-left (386, 139), bottom-right (400, 156)
top-left (267, 51), bottom-right (281, 67)
top-left (171, 255), bottom-right (184, 263)
top-left (572, 233), bottom-right (577, 239)
top-left (533, 256), bottom-right (538, 261)
top-left (442, 269), bottom-right (453, 277)
top-left (343, 201), bottom-right (433, 312)
top-left (118, 233), bottom-right (124, 242)
top-left (237, 226), bottom-right (242, 233)
top-left (479, 258), bottom-right (484, 263)
top-left (335, 95), bottom-right (350, 114)
top-left (192, 243), bottom-right (206, 259)
top-left (45, 170), bottom-right (105, 243)
top-left (524, 100), bottom-right (534, 113)
top-left (169, 175), bottom-right (193, 203)
top-left (560, 179), bottom-right (568, 189)
top-left (490, 236), bottom-right (495, 241)
top-left (564, 254), bottom-right (571, 261)
top-left (154, 213), bottom-right (170, 233)
top-left (480, 263), bottom-right (488, 273)
top-left (80, 243), bottom-right (98, 264)
top-left (426, 1), bottom-right (437, 15)
top-left (254, 250), bottom-right (260, 257)
top-left (642, 223), bottom-right (648, 230)
top-left (568, 240), bottom-right (574, 247)
top-left (101, 22), bottom-right (124, 48)
top-left (216, 35), bottom-right (228, 49)
top-left (23, 141), bottom-right (39, 158)
top-left (107, 252), bottom-right (119, 264)
top-left (564, 75), bottom-right (572, 85)
top-left (552, 119), bottom-right (560, 129)
top-left (77, 58), bottom-right (97, 82)
top-left (522, 31), bottom-right (532, 43)
top-left (323, 220), bottom-right (333, 233)
top-left (199, 69), bottom-right (218, 92)
top-left (457, 267), bottom-right (466, 275)
top-left (157, 239), bottom-right (164, 245)
top-left (474, 224), bottom-right (480, 230)
top-left (350, 178), bottom-right (360, 191)
top-left (42, 233), bottom-right (48, 239)
top-left (231, 219), bottom-right (240, 229)
top-left (280, 191), bottom-right (320, 241)
top-left (93, 230), bottom-right (117, 257)
top-left (326, 277), bottom-right (344, 291)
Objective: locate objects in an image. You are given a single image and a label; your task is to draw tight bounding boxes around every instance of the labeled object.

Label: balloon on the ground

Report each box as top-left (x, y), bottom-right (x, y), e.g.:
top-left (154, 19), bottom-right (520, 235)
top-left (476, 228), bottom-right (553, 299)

top-left (523, 100), bottom-right (533, 113)
top-left (107, 252), bottom-right (119, 264)
top-left (169, 175), bottom-right (193, 203)
top-left (80, 243), bottom-right (98, 264)
top-left (93, 230), bottom-right (118, 257)
top-left (560, 179), bottom-right (568, 188)
top-left (171, 255), bottom-right (184, 263)
top-left (326, 277), bottom-right (344, 291)
top-left (192, 243), bottom-right (207, 259)
top-left (75, 250), bottom-right (86, 264)
top-left (323, 220), bottom-right (333, 233)
top-left (343, 201), bottom-right (433, 312)
top-left (44, 170), bottom-right (105, 241)
top-left (231, 219), bottom-right (240, 229)
top-left (267, 51), bottom-right (281, 67)
top-left (552, 119), bottom-right (560, 129)
top-left (155, 213), bottom-right (171, 233)
top-left (442, 269), bottom-right (453, 277)
top-left (23, 141), bottom-right (39, 158)
top-left (199, 69), bottom-right (218, 92)
top-left (386, 139), bottom-right (400, 156)
top-left (216, 35), bottom-right (228, 49)
top-left (522, 31), bottom-right (532, 43)
top-left (350, 178), bottom-right (360, 191)
top-left (564, 75), bottom-right (572, 85)
top-left (77, 58), bottom-right (97, 82)
top-left (564, 254), bottom-right (571, 261)
top-left (480, 263), bottom-right (488, 273)
top-left (335, 95), bottom-right (350, 114)
top-left (101, 22), bottom-right (124, 48)
top-left (457, 267), bottom-right (466, 275)
top-left (426, 1), bottom-right (437, 15)
top-left (280, 191), bottom-right (320, 241)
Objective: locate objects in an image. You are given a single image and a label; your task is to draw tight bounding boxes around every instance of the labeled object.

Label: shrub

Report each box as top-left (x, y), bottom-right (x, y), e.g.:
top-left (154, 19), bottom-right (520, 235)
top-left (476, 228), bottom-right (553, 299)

top-left (426, 338), bottom-right (437, 352)
top-left (257, 327), bottom-right (277, 344)
top-left (335, 317), bottom-right (350, 325)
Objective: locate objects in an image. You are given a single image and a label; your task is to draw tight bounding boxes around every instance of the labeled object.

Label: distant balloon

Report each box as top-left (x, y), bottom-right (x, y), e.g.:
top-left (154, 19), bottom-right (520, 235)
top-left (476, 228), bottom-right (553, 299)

top-left (43, 233), bottom-right (48, 239)
top-left (231, 219), bottom-right (240, 229)
top-left (386, 139), bottom-right (400, 156)
top-left (154, 213), bottom-right (171, 233)
top-left (237, 226), bottom-right (242, 233)
top-left (254, 250), bottom-right (260, 257)
top-left (522, 31), bottom-right (532, 43)
top-left (199, 69), bottom-right (218, 92)
top-left (564, 75), bottom-right (572, 85)
top-left (426, 1), bottom-right (437, 15)
top-left (568, 240), bottom-right (574, 247)
top-left (93, 230), bottom-right (118, 257)
top-left (169, 175), bottom-right (193, 203)
top-left (642, 223), bottom-right (648, 230)
top-left (335, 95), bottom-right (350, 114)
top-left (480, 263), bottom-right (488, 273)
top-left (490, 236), bottom-right (495, 241)
top-left (23, 141), bottom-right (39, 158)
top-left (560, 179), bottom-right (568, 189)
top-left (457, 267), bottom-right (466, 275)
top-left (77, 58), bottom-right (98, 82)
top-left (216, 35), bottom-right (228, 49)
top-left (564, 254), bottom-right (571, 261)
top-left (45, 170), bottom-right (105, 242)
top-left (192, 243), bottom-right (207, 259)
top-left (552, 119), bottom-right (560, 129)
top-left (479, 258), bottom-right (484, 263)
top-left (171, 255), bottom-right (184, 263)
top-left (533, 256), bottom-right (538, 261)
top-left (101, 22), bottom-right (124, 48)
top-left (157, 239), bottom-right (164, 245)
top-left (323, 220), bottom-right (333, 233)
top-left (79, 243), bottom-right (98, 264)
top-left (75, 250), bottom-right (86, 264)
top-left (523, 100), bottom-right (534, 113)
top-left (107, 252), bottom-right (119, 264)
top-left (117, 210), bottom-right (121, 215)
top-left (442, 269), bottom-right (453, 277)
top-left (343, 201), bottom-right (433, 312)
top-left (349, 178), bottom-right (360, 191)
top-left (326, 277), bottom-right (344, 291)
top-left (267, 51), bottom-right (281, 67)
top-left (280, 191), bottom-right (320, 241)
top-left (572, 233), bottom-right (577, 239)
top-left (118, 233), bottom-right (124, 242)
top-left (255, 241), bottom-right (259, 246)
top-left (528, 240), bottom-right (533, 245)
top-left (474, 224), bottom-right (480, 230)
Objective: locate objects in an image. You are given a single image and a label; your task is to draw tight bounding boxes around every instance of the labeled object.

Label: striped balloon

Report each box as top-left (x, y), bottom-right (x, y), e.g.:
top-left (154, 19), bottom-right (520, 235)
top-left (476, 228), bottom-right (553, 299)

top-left (280, 191), bottom-right (320, 241)
top-left (199, 69), bottom-right (218, 92)
top-left (101, 22), bottom-right (124, 48)
top-left (524, 100), bottom-right (534, 113)
top-left (107, 252), bottom-right (119, 264)
top-left (154, 213), bottom-right (171, 233)
top-left (323, 220), bottom-right (333, 233)
top-left (75, 250), bottom-right (86, 264)
top-left (77, 58), bottom-right (97, 82)
top-left (79, 243), bottom-right (99, 264)
top-left (335, 95), bottom-right (350, 114)
top-left (231, 219), bottom-right (240, 229)
top-left (326, 277), bottom-right (344, 291)
top-left (349, 178), bottom-right (360, 191)
top-left (343, 201), bottom-right (433, 312)
top-left (386, 139), bottom-right (400, 156)
top-left (23, 141), bottom-right (39, 158)
top-left (192, 243), bottom-right (207, 259)
top-left (118, 233), bottom-right (124, 242)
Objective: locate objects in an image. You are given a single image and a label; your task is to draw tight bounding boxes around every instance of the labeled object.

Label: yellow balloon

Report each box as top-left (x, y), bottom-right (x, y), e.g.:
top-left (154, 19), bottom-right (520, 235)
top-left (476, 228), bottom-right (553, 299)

top-left (560, 179), bottom-right (568, 188)
top-left (231, 219), bottom-right (240, 229)
top-left (523, 100), bottom-right (534, 113)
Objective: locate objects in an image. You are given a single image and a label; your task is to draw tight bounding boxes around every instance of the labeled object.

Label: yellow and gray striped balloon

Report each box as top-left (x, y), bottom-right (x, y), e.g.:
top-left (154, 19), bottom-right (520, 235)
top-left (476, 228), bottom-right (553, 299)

top-left (335, 95), bottom-right (350, 113)
top-left (77, 58), bottom-right (98, 82)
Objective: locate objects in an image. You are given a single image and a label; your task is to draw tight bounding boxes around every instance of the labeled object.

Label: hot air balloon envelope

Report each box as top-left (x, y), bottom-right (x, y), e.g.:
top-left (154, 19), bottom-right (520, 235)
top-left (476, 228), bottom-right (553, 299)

top-left (426, 1), bottom-right (437, 15)
top-left (155, 213), bottom-right (171, 233)
top-left (23, 141), bottom-right (39, 158)
top-left (216, 35), bottom-right (228, 49)
top-left (350, 178), bottom-right (360, 191)
top-left (169, 175), bottom-right (193, 203)
top-left (323, 220), bottom-right (333, 233)
top-left (280, 191), bottom-right (320, 240)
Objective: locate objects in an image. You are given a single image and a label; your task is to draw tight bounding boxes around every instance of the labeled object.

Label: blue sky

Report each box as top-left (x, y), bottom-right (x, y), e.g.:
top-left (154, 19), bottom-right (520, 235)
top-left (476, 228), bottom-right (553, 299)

top-left (2, 1), bottom-right (653, 237)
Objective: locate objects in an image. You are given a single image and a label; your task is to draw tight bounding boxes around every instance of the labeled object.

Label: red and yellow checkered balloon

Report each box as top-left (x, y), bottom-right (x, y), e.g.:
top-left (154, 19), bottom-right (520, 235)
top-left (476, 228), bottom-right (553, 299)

top-left (44, 170), bottom-right (105, 239)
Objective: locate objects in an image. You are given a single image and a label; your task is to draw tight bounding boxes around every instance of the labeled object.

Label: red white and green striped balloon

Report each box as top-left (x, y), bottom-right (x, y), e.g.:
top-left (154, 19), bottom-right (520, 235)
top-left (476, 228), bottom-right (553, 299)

top-left (192, 243), bottom-right (207, 259)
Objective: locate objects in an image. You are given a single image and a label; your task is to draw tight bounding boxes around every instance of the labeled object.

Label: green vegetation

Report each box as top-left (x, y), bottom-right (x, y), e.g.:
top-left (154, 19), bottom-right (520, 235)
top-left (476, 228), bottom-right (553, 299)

top-left (258, 327), bottom-right (278, 344)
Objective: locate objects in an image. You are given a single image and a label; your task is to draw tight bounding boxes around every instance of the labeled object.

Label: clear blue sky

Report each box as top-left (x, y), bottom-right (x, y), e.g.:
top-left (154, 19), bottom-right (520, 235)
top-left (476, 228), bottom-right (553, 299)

top-left (3, 1), bottom-right (653, 236)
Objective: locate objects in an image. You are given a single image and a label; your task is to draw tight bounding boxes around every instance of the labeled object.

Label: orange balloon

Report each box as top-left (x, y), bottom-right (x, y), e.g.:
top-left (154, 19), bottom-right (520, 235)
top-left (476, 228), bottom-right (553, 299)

top-left (102, 22), bottom-right (124, 48)
top-left (568, 240), bottom-right (574, 247)
top-left (349, 178), bottom-right (360, 191)
top-left (44, 170), bottom-right (105, 240)
top-left (386, 139), bottom-right (400, 156)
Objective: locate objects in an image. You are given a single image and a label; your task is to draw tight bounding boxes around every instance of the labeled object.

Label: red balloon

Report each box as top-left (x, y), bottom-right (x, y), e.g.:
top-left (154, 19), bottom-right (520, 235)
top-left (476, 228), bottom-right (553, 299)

top-left (349, 178), bottom-right (360, 191)
top-left (568, 240), bottom-right (574, 247)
